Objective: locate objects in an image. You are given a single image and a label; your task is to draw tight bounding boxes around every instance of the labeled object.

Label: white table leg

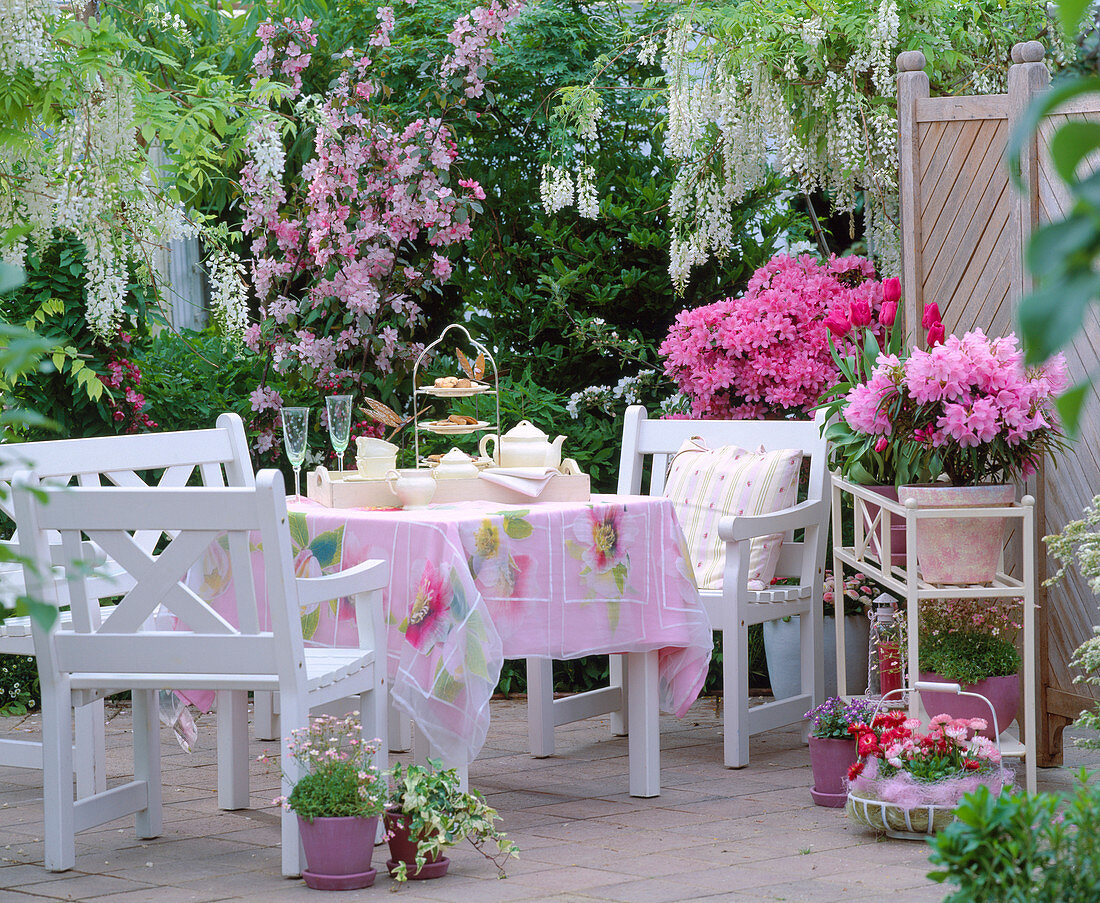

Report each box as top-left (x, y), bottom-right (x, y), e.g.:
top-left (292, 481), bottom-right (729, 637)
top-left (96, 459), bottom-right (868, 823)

top-left (609, 653), bottom-right (628, 736)
top-left (411, 721), bottom-right (468, 792)
top-left (253, 690), bottom-right (278, 741)
top-left (627, 650), bottom-right (660, 798)
top-left (388, 696), bottom-right (412, 753)
top-left (218, 689), bottom-right (250, 810)
top-left (527, 657), bottom-right (555, 757)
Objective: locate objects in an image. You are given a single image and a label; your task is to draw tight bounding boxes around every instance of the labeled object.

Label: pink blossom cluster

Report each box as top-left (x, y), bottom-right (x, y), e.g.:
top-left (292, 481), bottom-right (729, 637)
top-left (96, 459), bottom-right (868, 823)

top-left (240, 12), bottom-right (508, 456)
top-left (103, 339), bottom-right (157, 433)
top-left (252, 18), bottom-right (317, 99)
top-left (439, 0), bottom-right (524, 98)
top-left (660, 254), bottom-right (885, 419)
top-left (842, 327), bottom-right (1068, 482)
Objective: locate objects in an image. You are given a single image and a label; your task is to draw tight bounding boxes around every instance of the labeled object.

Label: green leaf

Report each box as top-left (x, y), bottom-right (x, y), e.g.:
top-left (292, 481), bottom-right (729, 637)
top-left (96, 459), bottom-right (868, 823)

top-left (1018, 273), bottom-right (1096, 364)
top-left (309, 525), bottom-right (344, 569)
top-left (1057, 0), bottom-right (1092, 32)
top-left (1008, 76), bottom-right (1100, 188)
top-left (1056, 380), bottom-right (1092, 435)
top-left (502, 515), bottom-right (532, 540)
top-left (300, 604), bottom-right (320, 641)
top-left (289, 512), bottom-right (310, 551)
top-left (1026, 215), bottom-right (1096, 279)
top-left (612, 562), bottom-right (626, 595)
top-left (1049, 121), bottom-right (1100, 187)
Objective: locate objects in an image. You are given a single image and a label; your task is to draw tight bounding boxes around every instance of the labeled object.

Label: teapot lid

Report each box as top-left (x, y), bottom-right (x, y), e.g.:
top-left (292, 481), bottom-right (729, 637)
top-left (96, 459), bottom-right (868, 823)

top-left (439, 447), bottom-right (473, 463)
top-left (503, 419), bottom-right (548, 440)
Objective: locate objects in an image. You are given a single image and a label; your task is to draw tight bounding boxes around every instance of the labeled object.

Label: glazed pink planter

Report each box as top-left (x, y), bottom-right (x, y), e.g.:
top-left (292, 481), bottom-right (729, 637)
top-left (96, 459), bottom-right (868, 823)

top-left (898, 484), bottom-right (1015, 585)
top-left (297, 814), bottom-right (378, 890)
top-left (808, 736), bottom-right (858, 807)
top-left (919, 671), bottom-right (1020, 739)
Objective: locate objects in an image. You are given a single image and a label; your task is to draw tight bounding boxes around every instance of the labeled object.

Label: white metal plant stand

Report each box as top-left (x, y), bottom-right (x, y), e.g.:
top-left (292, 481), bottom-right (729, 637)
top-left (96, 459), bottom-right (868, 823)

top-left (829, 474), bottom-right (1037, 793)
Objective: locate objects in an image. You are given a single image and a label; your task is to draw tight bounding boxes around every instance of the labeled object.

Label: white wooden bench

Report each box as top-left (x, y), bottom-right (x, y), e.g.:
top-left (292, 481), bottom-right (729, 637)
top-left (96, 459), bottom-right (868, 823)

top-left (0, 414), bottom-right (254, 798)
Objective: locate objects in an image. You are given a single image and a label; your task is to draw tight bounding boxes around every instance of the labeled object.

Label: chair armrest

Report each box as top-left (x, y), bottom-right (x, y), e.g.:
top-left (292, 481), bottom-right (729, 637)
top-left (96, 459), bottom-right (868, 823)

top-left (296, 558), bottom-right (389, 609)
top-left (717, 499), bottom-right (825, 543)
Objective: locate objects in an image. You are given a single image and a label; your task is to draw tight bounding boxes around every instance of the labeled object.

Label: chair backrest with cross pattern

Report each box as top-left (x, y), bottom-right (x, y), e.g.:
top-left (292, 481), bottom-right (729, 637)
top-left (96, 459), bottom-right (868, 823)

top-left (13, 469), bottom-right (307, 695)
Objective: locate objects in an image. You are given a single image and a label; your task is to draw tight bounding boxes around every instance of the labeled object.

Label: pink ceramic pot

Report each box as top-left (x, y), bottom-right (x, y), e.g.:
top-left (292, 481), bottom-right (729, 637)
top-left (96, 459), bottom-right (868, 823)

top-left (862, 485), bottom-right (907, 570)
top-left (297, 814), bottom-right (378, 890)
top-left (897, 484), bottom-right (1015, 585)
top-left (919, 671), bottom-right (1020, 739)
top-left (808, 736), bottom-right (858, 807)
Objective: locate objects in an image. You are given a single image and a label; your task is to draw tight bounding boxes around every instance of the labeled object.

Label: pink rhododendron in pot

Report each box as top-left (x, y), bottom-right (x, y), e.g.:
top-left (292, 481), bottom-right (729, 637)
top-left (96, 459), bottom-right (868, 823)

top-left (660, 253), bottom-right (886, 419)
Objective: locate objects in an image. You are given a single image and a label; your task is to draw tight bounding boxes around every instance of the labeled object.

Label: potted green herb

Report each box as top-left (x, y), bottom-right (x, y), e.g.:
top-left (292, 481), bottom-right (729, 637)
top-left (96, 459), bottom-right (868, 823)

top-left (385, 760), bottom-right (518, 882)
top-left (918, 597), bottom-right (1021, 738)
top-left (273, 713), bottom-right (387, 890)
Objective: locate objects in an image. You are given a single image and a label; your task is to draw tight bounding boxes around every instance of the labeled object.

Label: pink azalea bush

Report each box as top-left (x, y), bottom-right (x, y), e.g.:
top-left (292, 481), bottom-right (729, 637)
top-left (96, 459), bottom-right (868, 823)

top-left (842, 327), bottom-right (1068, 484)
top-left (660, 254), bottom-right (886, 419)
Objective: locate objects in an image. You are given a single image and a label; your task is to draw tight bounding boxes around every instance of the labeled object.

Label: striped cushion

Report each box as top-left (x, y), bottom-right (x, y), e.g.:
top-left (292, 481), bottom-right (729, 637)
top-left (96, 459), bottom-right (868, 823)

top-left (663, 438), bottom-right (803, 591)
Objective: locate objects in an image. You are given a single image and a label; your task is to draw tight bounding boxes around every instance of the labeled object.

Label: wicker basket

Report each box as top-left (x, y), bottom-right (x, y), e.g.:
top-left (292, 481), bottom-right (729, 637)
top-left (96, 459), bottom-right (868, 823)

top-left (845, 792), bottom-right (957, 840)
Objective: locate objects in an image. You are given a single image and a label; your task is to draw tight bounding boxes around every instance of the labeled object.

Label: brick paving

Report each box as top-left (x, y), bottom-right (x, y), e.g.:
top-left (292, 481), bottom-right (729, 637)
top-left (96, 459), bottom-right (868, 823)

top-left (0, 697), bottom-right (1093, 902)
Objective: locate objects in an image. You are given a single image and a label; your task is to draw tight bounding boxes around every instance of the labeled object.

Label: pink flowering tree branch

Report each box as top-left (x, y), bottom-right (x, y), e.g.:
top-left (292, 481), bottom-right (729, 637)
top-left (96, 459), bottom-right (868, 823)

top-left (239, 5), bottom-right (521, 461)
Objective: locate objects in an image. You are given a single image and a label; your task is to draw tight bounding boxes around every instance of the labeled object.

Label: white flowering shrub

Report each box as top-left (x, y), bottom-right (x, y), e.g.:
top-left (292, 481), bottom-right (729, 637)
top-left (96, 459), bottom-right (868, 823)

top-left (548, 0), bottom-right (1061, 289)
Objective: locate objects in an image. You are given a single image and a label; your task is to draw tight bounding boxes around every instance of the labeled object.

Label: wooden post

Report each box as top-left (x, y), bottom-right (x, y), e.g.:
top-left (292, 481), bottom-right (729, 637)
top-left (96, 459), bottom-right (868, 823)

top-left (897, 51), bottom-right (930, 341)
top-left (1007, 41), bottom-right (1060, 766)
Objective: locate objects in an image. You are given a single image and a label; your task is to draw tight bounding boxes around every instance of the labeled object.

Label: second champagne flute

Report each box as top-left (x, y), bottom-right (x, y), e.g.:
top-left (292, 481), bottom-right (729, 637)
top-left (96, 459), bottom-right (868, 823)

top-left (326, 394), bottom-right (353, 477)
top-left (281, 406), bottom-right (310, 499)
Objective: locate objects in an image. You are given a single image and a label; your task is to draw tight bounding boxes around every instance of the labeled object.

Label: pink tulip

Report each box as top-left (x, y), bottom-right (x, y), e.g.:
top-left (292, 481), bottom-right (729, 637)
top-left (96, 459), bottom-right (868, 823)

top-left (922, 302), bottom-right (941, 330)
top-left (824, 310), bottom-right (852, 339)
top-left (874, 437), bottom-right (888, 453)
top-left (879, 301), bottom-right (897, 328)
top-left (883, 277), bottom-right (901, 305)
top-left (927, 322), bottom-right (946, 346)
top-left (849, 300), bottom-right (872, 328)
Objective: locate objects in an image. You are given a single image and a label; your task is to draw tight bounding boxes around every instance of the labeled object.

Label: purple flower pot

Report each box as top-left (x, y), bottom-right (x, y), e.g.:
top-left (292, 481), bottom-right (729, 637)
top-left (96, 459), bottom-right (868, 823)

top-left (808, 736), bottom-right (858, 808)
top-left (297, 814), bottom-right (378, 890)
top-left (919, 671), bottom-right (1020, 739)
top-left (384, 808), bottom-right (450, 880)
top-left (897, 484), bottom-right (1014, 585)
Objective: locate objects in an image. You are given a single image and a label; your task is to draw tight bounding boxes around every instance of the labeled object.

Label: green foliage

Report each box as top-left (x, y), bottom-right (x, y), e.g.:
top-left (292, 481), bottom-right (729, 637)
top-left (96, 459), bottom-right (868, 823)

top-left (919, 630), bottom-right (1020, 685)
top-left (387, 759), bottom-right (517, 882)
top-left (927, 772), bottom-right (1100, 902)
top-left (0, 655), bottom-right (39, 717)
top-left (287, 759), bottom-right (385, 821)
top-left (1, 238), bottom-right (150, 439)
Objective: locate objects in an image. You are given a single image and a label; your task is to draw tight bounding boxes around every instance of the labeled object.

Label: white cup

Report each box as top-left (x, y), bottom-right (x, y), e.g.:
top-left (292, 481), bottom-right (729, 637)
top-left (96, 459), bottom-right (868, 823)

top-left (386, 469), bottom-right (436, 508)
top-left (357, 453), bottom-right (397, 479)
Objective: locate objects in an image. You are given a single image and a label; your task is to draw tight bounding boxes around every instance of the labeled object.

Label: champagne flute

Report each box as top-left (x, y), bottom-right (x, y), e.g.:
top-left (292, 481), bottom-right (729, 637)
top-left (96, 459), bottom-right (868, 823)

top-left (281, 406), bottom-right (310, 500)
top-left (326, 394), bottom-right (353, 478)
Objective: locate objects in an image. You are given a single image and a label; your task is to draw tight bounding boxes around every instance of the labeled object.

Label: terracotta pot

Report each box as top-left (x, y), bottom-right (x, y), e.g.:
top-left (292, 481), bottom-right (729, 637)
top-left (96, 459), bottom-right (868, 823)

top-left (897, 484), bottom-right (1015, 585)
top-left (808, 736), bottom-right (858, 808)
top-left (877, 641), bottom-right (903, 696)
top-left (384, 808), bottom-right (450, 880)
top-left (861, 485), bottom-right (907, 570)
top-left (297, 814), bottom-right (378, 890)
top-left (918, 671), bottom-right (1020, 739)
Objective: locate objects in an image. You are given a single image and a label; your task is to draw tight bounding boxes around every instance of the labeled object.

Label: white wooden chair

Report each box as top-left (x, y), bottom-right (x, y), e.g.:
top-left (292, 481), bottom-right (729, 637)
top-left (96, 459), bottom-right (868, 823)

top-left (0, 414), bottom-right (255, 798)
top-left (527, 405), bottom-right (830, 768)
top-left (13, 468), bottom-right (388, 876)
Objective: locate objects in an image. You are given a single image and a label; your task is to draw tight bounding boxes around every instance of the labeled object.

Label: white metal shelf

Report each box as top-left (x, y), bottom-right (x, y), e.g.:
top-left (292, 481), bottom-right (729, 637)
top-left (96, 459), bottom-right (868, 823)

top-left (830, 473), bottom-right (1037, 793)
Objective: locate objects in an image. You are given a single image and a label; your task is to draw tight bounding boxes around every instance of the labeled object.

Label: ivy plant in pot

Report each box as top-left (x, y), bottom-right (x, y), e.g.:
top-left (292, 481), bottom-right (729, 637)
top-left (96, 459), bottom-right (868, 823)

top-left (838, 308), bottom-right (1068, 585)
top-left (917, 597), bottom-right (1022, 739)
top-left (804, 696), bottom-right (877, 807)
top-left (273, 714), bottom-right (387, 891)
top-left (385, 760), bottom-right (518, 882)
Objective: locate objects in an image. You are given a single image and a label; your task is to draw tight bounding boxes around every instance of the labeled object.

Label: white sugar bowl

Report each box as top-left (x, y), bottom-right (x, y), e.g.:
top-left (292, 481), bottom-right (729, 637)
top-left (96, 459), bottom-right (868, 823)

top-left (433, 448), bottom-right (479, 480)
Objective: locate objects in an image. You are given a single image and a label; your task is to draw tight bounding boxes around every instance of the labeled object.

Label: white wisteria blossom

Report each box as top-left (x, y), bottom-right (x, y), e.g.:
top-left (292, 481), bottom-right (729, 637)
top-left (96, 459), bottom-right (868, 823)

top-left (207, 248), bottom-right (250, 335)
top-left (539, 164), bottom-right (574, 214)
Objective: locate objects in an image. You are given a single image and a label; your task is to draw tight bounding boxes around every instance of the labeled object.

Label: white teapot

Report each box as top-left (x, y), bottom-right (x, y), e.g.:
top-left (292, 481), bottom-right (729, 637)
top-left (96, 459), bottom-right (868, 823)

top-left (479, 420), bottom-right (566, 469)
top-left (433, 448), bottom-right (479, 480)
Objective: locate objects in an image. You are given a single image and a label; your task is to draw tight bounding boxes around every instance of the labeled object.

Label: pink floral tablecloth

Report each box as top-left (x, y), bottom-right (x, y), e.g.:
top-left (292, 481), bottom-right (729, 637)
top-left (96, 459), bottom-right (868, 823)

top-left (193, 494), bottom-right (711, 764)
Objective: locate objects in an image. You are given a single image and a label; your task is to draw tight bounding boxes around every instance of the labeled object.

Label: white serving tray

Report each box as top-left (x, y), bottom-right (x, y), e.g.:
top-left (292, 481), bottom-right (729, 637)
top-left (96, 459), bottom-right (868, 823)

top-left (307, 467), bottom-right (591, 508)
